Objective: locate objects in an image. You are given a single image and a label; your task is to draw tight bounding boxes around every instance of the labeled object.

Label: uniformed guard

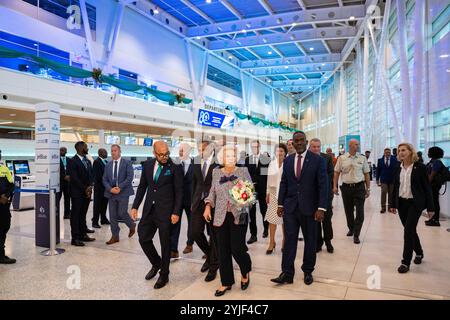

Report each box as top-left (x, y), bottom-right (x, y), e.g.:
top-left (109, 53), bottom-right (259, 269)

top-left (333, 139), bottom-right (371, 245)
top-left (0, 151), bottom-right (16, 264)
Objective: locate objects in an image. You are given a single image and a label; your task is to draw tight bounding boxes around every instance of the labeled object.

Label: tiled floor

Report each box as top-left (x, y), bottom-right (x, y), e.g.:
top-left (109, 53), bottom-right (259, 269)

top-left (1, 181), bottom-right (449, 300)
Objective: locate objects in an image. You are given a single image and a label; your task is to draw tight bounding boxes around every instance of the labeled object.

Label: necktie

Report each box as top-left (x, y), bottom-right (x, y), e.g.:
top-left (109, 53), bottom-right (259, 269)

top-left (82, 156), bottom-right (89, 169)
top-left (202, 161), bottom-right (208, 179)
top-left (182, 160), bottom-right (186, 175)
top-left (154, 163), bottom-right (162, 183)
top-left (61, 157), bottom-right (67, 169)
top-left (113, 160), bottom-right (118, 186)
top-left (296, 154), bottom-right (302, 179)
top-left (386, 157), bottom-right (389, 167)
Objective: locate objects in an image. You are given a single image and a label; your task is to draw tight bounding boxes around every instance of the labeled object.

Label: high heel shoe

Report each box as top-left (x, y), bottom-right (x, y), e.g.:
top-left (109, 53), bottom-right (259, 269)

top-left (241, 273), bottom-right (250, 290)
top-left (266, 244), bottom-right (276, 255)
top-left (215, 286), bottom-right (232, 297)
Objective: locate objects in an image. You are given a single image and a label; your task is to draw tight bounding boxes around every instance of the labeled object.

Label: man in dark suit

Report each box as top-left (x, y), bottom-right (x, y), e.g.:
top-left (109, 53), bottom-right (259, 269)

top-left (68, 141), bottom-right (95, 247)
top-left (170, 142), bottom-right (194, 258)
top-left (271, 131), bottom-right (327, 286)
top-left (57, 147), bottom-right (71, 219)
top-left (245, 140), bottom-right (271, 244)
top-left (103, 144), bottom-right (135, 244)
top-left (376, 148), bottom-right (398, 213)
top-left (191, 140), bottom-right (219, 282)
top-left (92, 148), bottom-right (110, 228)
top-left (130, 141), bottom-right (183, 289)
top-left (309, 138), bottom-right (335, 253)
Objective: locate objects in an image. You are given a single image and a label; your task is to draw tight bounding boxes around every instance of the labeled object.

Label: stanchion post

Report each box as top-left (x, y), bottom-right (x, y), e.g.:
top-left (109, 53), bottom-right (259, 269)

top-left (41, 189), bottom-right (65, 256)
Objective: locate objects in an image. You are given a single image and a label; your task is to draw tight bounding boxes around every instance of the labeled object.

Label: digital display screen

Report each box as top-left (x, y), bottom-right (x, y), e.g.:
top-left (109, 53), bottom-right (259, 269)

top-left (125, 136), bottom-right (137, 145)
top-left (105, 135), bottom-right (120, 145)
top-left (5, 161), bottom-right (13, 173)
top-left (143, 138), bottom-right (153, 146)
top-left (13, 161), bottom-right (30, 175)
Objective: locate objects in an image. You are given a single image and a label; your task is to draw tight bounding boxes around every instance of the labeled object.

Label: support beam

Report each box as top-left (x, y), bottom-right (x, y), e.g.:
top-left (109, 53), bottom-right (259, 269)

top-left (219, 0), bottom-right (242, 19)
top-left (257, 0), bottom-right (274, 15)
top-left (253, 64), bottom-right (335, 77)
top-left (105, 2), bottom-right (125, 70)
top-left (187, 5), bottom-right (365, 38)
top-left (79, 0), bottom-right (96, 68)
top-left (277, 85), bottom-right (321, 91)
top-left (209, 26), bottom-right (356, 50)
top-left (241, 53), bottom-right (342, 69)
top-left (272, 79), bottom-right (321, 87)
top-left (180, 0), bottom-right (215, 24)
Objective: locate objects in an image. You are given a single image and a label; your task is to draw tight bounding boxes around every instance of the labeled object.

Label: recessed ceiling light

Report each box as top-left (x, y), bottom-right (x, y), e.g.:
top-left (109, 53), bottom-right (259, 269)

top-left (285, 66), bottom-right (289, 69)
top-left (309, 47), bottom-right (314, 51)
top-left (349, 16), bottom-right (355, 20)
top-left (292, 22), bottom-right (297, 27)
top-left (321, 63), bottom-right (325, 66)
top-left (440, 54), bottom-right (449, 58)
top-left (250, 69), bottom-right (254, 72)
top-left (206, 0), bottom-right (212, 3)
top-left (268, 51), bottom-right (273, 55)
top-left (267, 79), bottom-right (272, 83)
top-left (154, 7), bottom-right (159, 14)
top-left (446, 69), bottom-right (450, 73)
top-left (228, 55), bottom-right (232, 59)
top-left (196, 36), bottom-right (201, 40)
top-left (242, 29), bottom-right (247, 33)
top-left (214, 73), bottom-right (217, 76)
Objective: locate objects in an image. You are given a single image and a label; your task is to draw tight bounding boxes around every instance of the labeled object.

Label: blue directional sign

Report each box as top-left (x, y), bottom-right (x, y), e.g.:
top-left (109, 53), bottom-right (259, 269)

top-left (198, 109), bottom-right (229, 128)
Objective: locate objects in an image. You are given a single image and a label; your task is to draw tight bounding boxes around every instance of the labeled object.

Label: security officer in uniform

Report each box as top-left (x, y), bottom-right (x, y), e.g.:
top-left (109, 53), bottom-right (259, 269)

top-left (0, 151), bottom-right (16, 264)
top-left (333, 139), bottom-right (371, 245)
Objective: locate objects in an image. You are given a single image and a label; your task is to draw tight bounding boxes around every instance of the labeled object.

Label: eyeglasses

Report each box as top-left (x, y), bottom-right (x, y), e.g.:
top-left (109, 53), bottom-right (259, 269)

top-left (155, 152), bottom-right (170, 158)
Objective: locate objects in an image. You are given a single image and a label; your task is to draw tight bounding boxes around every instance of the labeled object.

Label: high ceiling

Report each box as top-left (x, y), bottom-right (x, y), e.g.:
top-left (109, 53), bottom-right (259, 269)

top-left (126, 0), bottom-right (376, 99)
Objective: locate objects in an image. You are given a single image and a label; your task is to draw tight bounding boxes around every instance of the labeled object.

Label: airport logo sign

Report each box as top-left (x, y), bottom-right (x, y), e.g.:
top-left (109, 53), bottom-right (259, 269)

top-left (198, 109), bottom-right (235, 129)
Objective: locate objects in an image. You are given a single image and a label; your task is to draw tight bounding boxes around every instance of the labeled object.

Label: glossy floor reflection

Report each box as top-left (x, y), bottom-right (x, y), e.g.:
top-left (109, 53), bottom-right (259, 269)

top-left (1, 182), bottom-right (449, 300)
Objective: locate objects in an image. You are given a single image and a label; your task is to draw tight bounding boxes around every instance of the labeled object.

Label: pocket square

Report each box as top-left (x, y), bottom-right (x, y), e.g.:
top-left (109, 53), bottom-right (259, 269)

top-left (164, 170), bottom-right (172, 176)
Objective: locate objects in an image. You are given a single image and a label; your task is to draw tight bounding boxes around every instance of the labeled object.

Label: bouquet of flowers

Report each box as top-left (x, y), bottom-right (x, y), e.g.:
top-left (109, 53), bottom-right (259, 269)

top-left (228, 179), bottom-right (257, 208)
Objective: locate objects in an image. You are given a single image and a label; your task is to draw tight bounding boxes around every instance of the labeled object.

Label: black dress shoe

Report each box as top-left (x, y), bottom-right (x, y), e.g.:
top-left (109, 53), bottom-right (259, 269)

top-left (325, 241), bottom-right (334, 253)
top-left (205, 271), bottom-right (217, 282)
top-left (201, 261), bottom-right (209, 273)
top-left (92, 223), bottom-right (101, 229)
top-left (353, 236), bottom-right (360, 244)
top-left (81, 236), bottom-right (96, 242)
top-left (71, 240), bottom-right (85, 247)
top-left (0, 256), bottom-right (17, 264)
top-left (215, 286), bottom-right (231, 297)
top-left (347, 230), bottom-right (354, 237)
top-left (145, 267), bottom-right (160, 280)
top-left (316, 246), bottom-right (322, 253)
top-left (262, 231), bottom-right (268, 238)
top-left (101, 220), bottom-right (110, 225)
top-left (397, 264), bottom-right (410, 273)
top-left (425, 220), bottom-right (440, 227)
top-left (86, 228), bottom-right (95, 234)
top-left (304, 273), bottom-right (314, 285)
top-left (247, 235), bottom-right (257, 244)
top-left (270, 273), bottom-right (293, 284)
top-left (241, 274), bottom-right (250, 290)
top-left (414, 255), bottom-right (423, 265)
top-left (154, 276), bottom-right (169, 289)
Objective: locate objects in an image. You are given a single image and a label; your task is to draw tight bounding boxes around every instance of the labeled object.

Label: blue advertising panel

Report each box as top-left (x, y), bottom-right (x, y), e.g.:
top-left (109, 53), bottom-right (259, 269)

top-left (198, 109), bottom-right (235, 129)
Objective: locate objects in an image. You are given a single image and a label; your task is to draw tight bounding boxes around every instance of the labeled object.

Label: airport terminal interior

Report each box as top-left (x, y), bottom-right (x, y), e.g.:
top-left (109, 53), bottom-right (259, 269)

top-left (0, 0), bottom-right (449, 300)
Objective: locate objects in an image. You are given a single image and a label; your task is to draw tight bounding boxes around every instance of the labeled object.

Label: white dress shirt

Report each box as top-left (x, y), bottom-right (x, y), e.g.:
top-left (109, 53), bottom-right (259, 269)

top-left (251, 153), bottom-right (260, 167)
top-left (112, 157), bottom-right (121, 181)
top-left (294, 150), bottom-right (307, 177)
top-left (201, 154), bottom-right (214, 176)
top-left (399, 163), bottom-right (413, 199)
top-left (181, 157), bottom-right (191, 175)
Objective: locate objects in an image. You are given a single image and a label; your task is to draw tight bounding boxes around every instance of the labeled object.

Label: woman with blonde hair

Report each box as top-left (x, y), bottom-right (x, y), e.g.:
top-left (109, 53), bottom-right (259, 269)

top-left (204, 144), bottom-right (253, 296)
top-left (389, 143), bottom-right (434, 273)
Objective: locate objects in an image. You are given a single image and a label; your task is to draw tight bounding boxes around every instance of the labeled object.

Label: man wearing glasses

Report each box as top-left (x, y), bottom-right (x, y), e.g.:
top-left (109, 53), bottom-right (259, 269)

top-left (131, 141), bottom-right (183, 289)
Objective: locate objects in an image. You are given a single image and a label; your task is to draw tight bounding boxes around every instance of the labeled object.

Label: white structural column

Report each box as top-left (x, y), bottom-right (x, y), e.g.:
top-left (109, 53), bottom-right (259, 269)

top-left (105, 2), bottom-right (125, 72)
top-left (184, 40), bottom-right (199, 101)
top-left (362, 24), bottom-right (369, 150)
top-left (396, 0), bottom-right (412, 141)
top-left (355, 41), bottom-right (363, 136)
top-left (198, 50), bottom-right (209, 98)
top-left (317, 85), bottom-right (322, 138)
top-left (411, 0), bottom-right (425, 147)
top-left (367, 21), bottom-right (402, 143)
top-left (337, 66), bottom-right (344, 137)
top-left (271, 88), bottom-right (277, 121)
top-left (79, 0), bottom-right (97, 69)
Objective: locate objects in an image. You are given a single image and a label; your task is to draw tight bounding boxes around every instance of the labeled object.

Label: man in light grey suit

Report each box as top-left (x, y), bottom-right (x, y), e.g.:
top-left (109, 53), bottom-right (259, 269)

top-left (103, 144), bottom-right (136, 245)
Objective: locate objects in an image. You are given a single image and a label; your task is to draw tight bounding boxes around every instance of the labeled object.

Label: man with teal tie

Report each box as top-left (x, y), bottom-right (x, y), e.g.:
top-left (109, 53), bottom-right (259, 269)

top-left (57, 147), bottom-right (71, 219)
top-left (131, 141), bottom-right (183, 289)
top-left (92, 148), bottom-right (110, 228)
